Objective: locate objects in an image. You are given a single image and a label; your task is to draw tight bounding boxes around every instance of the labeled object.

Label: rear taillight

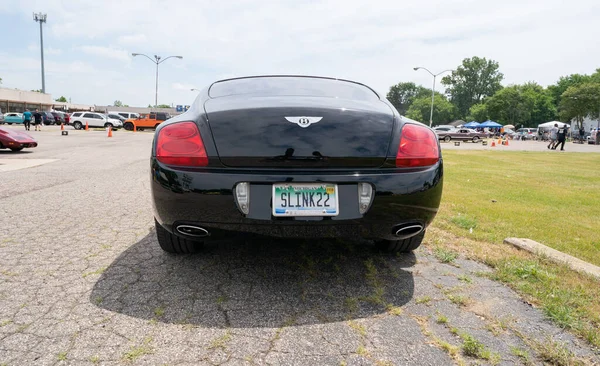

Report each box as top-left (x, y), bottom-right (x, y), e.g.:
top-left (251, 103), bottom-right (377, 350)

top-left (156, 122), bottom-right (208, 166)
top-left (396, 124), bottom-right (440, 168)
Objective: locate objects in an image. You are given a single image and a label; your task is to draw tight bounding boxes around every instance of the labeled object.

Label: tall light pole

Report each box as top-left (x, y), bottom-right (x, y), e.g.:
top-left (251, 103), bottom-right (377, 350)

top-left (33, 13), bottom-right (47, 94)
top-left (413, 67), bottom-right (453, 127)
top-left (132, 53), bottom-right (183, 108)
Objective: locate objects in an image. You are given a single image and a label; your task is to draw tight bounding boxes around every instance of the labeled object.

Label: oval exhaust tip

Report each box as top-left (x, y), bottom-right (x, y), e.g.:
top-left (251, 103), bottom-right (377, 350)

top-left (394, 224), bottom-right (424, 239)
top-left (176, 225), bottom-right (210, 237)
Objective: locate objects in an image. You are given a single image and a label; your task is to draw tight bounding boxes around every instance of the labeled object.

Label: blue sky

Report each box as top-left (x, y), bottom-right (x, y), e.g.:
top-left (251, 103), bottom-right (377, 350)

top-left (0, 0), bottom-right (599, 107)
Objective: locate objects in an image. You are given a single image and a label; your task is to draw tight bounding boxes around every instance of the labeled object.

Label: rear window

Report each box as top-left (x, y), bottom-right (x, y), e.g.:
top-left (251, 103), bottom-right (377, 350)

top-left (209, 76), bottom-right (380, 102)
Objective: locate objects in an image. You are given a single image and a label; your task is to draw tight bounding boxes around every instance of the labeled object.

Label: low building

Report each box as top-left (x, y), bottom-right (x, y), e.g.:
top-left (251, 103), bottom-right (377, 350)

top-left (0, 87), bottom-right (55, 113)
top-left (1, 87), bottom-right (181, 116)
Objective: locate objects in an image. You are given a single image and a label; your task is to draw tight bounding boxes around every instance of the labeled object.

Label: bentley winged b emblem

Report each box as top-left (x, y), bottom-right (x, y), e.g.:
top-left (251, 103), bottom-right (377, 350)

top-left (285, 116), bottom-right (323, 128)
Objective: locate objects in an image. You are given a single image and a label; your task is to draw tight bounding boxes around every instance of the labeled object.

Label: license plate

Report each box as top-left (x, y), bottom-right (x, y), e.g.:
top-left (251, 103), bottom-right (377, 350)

top-left (272, 183), bottom-right (339, 216)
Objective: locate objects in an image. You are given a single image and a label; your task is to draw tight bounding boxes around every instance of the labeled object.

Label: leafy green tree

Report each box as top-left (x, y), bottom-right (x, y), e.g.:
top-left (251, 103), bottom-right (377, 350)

top-left (0, 77), bottom-right (2, 84)
top-left (30, 89), bottom-right (42, 93)
top-left (386, 82), bottom-right (431, 115)
top-left (484, 83), bottom-right (557, 127)
top-left (405, 95), bottom-right (458, 125)
top-left (466, 103), bottom-right (488, 122)
top-left (156, 104), bottom-right (171, 108)
top-left (519, 82), bottom-right (557, 125)
top-left (559, 83), bottom-right (600, 129)
top-left (547, 74), bottom-right (591, 107)
top-left (113, 100), bottom-right (123, 107)
top-left (55, 96), bottom-right (68, 102)
top-left (485, 86), bottom-right (532, 126)
top-left (441, 56), bottom-right (504, 118)
top-left (590, 68), bottom-right (600, 84)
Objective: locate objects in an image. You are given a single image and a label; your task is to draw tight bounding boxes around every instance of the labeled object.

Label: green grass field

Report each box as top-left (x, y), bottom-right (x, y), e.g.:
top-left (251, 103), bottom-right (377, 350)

top-left (427, 150), bottom-right (600, 349)
top-left (434, 150), bottom-right (600, 266)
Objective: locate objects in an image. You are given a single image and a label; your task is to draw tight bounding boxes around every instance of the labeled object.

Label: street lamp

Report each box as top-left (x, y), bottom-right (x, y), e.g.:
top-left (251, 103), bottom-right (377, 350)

top-left (413, 67), bottom-right (454, 127)
top-left (132, 53), bottom-right (183, 108)
top-left (33, 12), bottom-right (47, 94)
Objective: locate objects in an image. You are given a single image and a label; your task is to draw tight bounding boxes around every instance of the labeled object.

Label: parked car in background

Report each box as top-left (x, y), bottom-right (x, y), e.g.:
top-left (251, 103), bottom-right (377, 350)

top-left (0, 109), bottom-right (4, 123)
top-left (433, 126), bottom-right (455, 133)
top-left (51, 112), bottom-right (66, 125)
top-left (123, 112), bottom-right (170, 131)
top-left (0, 127), bottom-right (37, 151)
top-left (70, 112), bottom-right (123, 129)
top-left (433, 125), bottom-right (455, 132)
top-left (107, 113), bottom-right (127, 123)
top-left (3, 113), bottom-right (25, 124)
top-left (515, 128), bottom-right (538, 140)
top-left (109, 111), bottom-right (140, 120)
top-left (43, 111), bottom-right (56, 125)
top-left (436, 128), bottom-right (487, 142)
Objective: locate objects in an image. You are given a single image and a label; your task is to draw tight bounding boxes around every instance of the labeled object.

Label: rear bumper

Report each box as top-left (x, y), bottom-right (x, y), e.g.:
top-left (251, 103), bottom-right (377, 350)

top-left (151, 160), bottom-right (443, 241)
top-left (2, 141), bottom-right (37, 149)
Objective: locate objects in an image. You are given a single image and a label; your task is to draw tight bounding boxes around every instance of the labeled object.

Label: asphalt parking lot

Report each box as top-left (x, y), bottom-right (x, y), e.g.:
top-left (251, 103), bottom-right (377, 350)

top-left (1, 126), bottom-right (599, 365)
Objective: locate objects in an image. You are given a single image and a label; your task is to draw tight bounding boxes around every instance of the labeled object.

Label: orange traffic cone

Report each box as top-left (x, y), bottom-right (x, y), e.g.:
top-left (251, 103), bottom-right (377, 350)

top-left (505, 139), bottom-right (509, 146)
top-left (133, 124), bottom-right (137, 132)
top-left (107, 126), bottom-right (113, 138)
top-left (85, 122), bottom-right (89, 131)
top-left (60, 123), bottom-right (64, 131)
top-left (491, 140), bottom-right (496, 147)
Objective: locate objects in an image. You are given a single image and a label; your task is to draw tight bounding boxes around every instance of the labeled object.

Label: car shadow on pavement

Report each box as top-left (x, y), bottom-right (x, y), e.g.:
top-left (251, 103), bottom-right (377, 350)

top-left (0, 150), bottom-right (34, 154)
top-left (91, 231), bottom-right (415, 328)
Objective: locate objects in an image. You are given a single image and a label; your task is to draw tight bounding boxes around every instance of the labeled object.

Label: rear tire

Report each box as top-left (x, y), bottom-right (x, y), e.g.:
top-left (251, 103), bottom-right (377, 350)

top-left (104, 123), bottom-right (113, 128)
top-left (472, 136), bottom-right (480, 143)
top-left (154, 123), bottom-right (160, 129)
top-left (444, 136), bottom-right (451, 143)
top-left (155, 219), bottom-right (203, 254)
top-left (375, 230), bottom-right (425, 253)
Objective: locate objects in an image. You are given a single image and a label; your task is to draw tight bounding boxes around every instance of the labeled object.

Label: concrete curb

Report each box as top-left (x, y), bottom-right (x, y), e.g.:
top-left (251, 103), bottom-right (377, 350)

top-left (504, 237), bottom-right (600, 280)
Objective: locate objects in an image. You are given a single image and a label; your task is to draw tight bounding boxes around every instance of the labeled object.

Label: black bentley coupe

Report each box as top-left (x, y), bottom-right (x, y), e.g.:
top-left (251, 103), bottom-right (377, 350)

top-left (151, 76), bottom-right (443, 254)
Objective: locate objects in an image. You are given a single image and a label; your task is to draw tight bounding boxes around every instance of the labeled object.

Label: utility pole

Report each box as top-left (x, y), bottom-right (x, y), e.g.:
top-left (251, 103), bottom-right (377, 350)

top-left (33, 13), bottom-right (47, 94)
top-left (413, 67), bottom-right (454, 127)
top-left (132, 53), bottom-right (183, 109)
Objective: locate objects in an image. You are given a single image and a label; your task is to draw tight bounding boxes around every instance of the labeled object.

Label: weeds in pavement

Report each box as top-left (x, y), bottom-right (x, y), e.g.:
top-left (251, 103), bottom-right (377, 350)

top-left (433, 247), bottom-right (458, 263)
top-left (122, 337), bottom-right (153, 362)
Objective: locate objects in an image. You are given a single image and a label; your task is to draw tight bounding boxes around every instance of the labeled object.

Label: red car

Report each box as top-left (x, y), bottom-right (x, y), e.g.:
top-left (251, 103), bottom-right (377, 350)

top-left (0, 127), bottom-right (38, 152)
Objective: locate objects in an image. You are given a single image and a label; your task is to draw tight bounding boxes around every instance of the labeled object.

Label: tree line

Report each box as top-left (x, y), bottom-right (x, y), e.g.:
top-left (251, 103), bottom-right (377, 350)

top-left (387, 56), bottom-right (600, 128)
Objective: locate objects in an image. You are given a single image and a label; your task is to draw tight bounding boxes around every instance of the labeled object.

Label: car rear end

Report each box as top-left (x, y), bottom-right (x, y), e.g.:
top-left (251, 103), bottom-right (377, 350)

top-left (151, 76), bottom-right (443, 245)
top-left (51, 112), bottom-right (65, 125)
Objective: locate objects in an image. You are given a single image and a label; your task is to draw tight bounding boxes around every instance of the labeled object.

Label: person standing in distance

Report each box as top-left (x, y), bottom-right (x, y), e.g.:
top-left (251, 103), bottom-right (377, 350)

top-left (23, 109), bottom-right (32, 131)
top-left (553, 124), bottom-right (568, 151)
top-left (33, 109), bottom-right (43, 131)
top-left (548, 123), bottom-right (558, 149)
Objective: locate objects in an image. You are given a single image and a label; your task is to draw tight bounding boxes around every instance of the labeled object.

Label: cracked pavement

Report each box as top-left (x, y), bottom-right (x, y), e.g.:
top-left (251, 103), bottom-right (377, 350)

top-left (1, 126), bottom-right (599, 365)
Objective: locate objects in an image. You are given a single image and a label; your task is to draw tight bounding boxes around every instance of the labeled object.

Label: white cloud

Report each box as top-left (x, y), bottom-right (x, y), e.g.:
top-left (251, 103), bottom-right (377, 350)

top-left (118, 34), bottom-right (148, 45)
top-left (172, 82), bottom-right (196, 91)
top-left (80, 45), bottom-right (130, 62)
top-left (27, 44), bottom-right (62, 55)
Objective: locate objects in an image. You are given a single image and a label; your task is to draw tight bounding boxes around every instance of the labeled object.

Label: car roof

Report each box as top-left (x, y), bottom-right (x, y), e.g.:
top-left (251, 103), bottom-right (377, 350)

top-left (208, 75), bottom-right (380, 99)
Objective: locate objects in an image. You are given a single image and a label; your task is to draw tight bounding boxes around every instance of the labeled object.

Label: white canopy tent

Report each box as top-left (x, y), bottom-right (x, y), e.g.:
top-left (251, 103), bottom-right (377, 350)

top-left (538, 121), bottom-right (570, 129)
